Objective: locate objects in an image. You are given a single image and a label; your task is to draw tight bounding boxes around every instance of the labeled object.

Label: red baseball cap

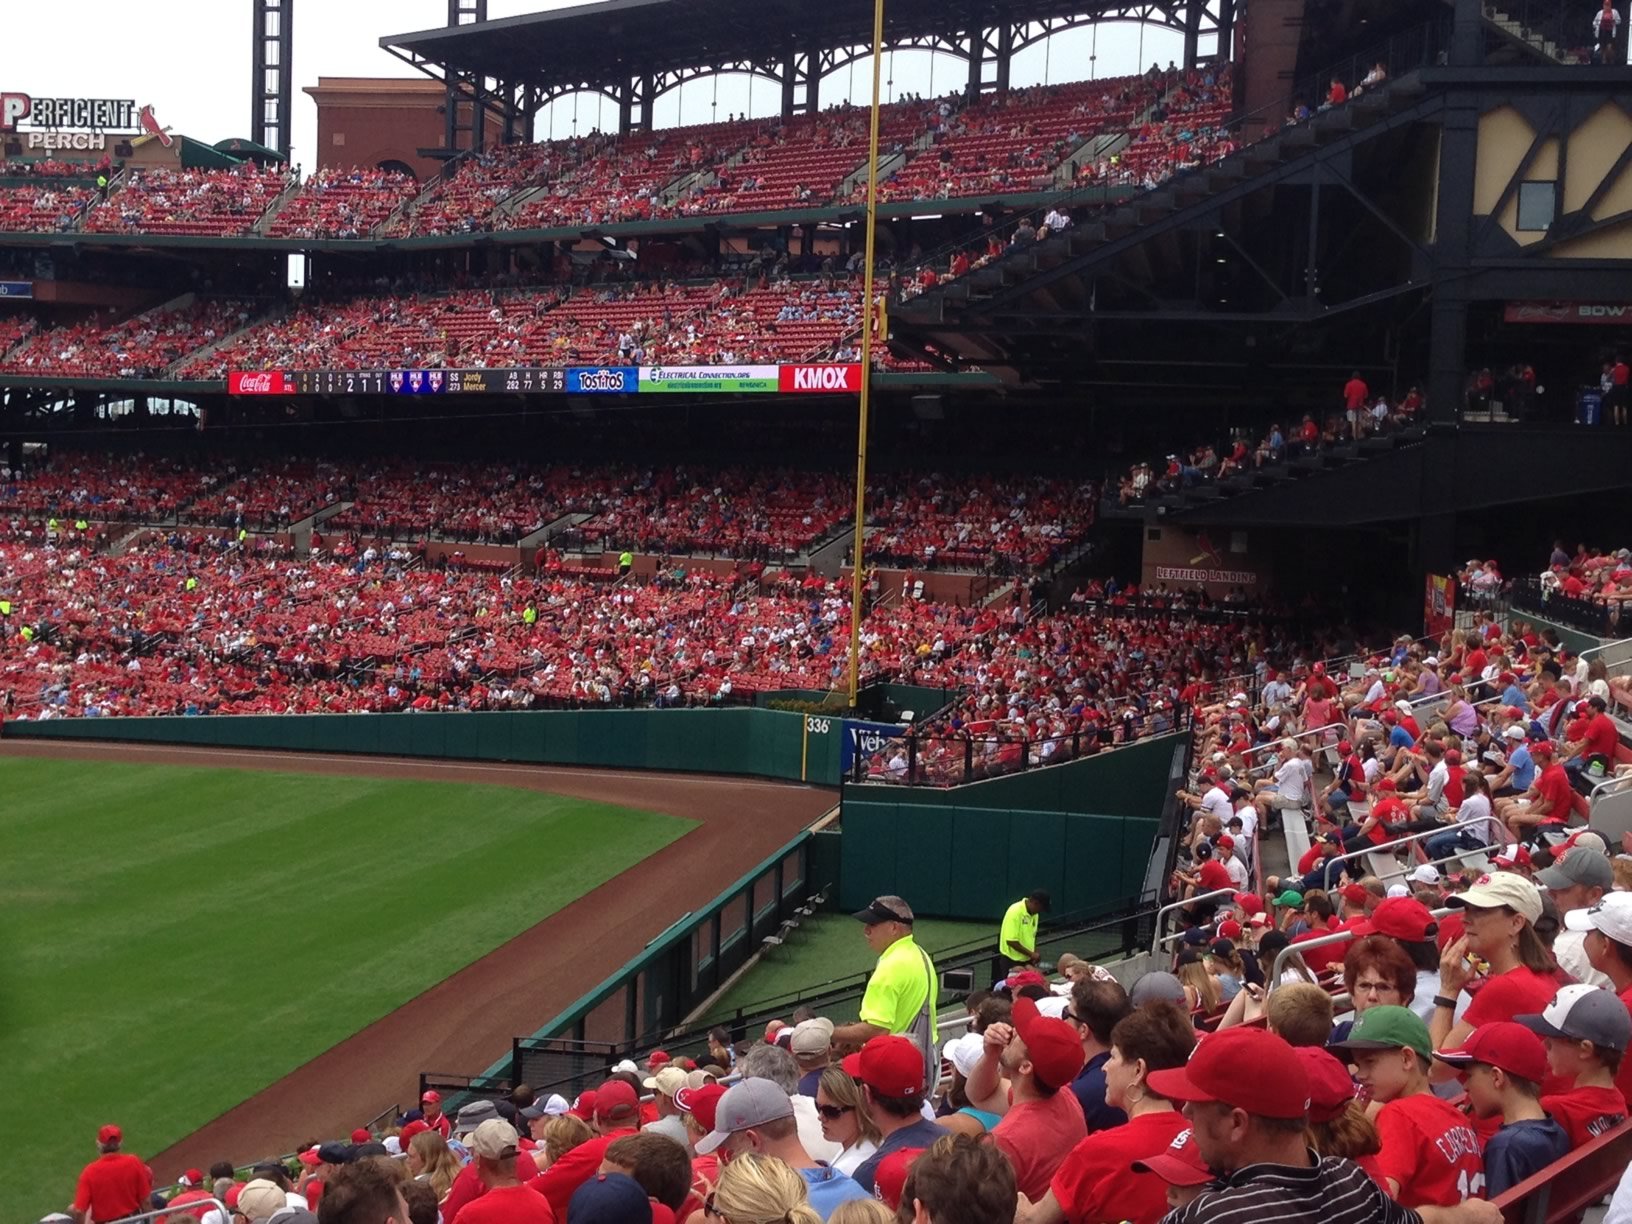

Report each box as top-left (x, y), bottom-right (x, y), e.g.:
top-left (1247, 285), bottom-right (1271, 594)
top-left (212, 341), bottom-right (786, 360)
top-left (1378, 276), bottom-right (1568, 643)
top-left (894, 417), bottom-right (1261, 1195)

top-left (873, 1147), bottom-right (926, 1210)
top-left (350, 1128), bottom-right (371, 1144)
top-left (225, 1184), bottom-right (243, 1209)
top-left (97, 1125), bottom-right (122, 1145)
top-left (398, 1120), bottom-right (430, 1147)
top-left (1146, 1028), bottom-right (1309, 1118)
top-left (595, 1080), bottom-right (640, 1122)
top-left (1232, 892), bottom-right (1264, 915)
top-left (1012, 996), bottom-right (1087, 1090)
top-left (421, 1090), bottom-right (442, 1104)
top-left (1296, 1047), bottom-right (1356, 1123)
top-left (569, 1090), bottom-right (598, 1121)
top-left (1433, 1021), bottom-right (1549, 1083)
top-left (298, 1146), bottom-right (323, 1168)
top-left (842, 1035), bottom-right (926, 1098)
top-left (1216, 835), bottom-right (1235, 851)
top-left (1337, 883), bottom-right (1368, 905)
top-left (1217, 919), bottom-right (1243, 940)
top-left (1494, 845), bottom-right (1534, 869)
top-left (674, 1083), bottom-right (726, 1132)
top-left (1530, 740), bottom-right (1556, 758)
top-left (1376, 777), bottom-right (1397, 793)
top-left (183, 1169), bottom-right (204, 1187)
top-left (1130, 1127), bottom-right (1212, 1187)
top-left (647, 1050), bottom-right (671, 1067)
top-left (1367, 897), bottom-right (1437, 943)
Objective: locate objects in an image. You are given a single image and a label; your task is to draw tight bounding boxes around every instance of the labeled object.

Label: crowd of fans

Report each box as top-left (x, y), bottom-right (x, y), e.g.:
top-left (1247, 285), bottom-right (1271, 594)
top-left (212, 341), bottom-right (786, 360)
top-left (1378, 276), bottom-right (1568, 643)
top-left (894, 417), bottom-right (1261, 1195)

top-left (177, 276), bottom-right (860, 377)
top-left (1115, 377), bottom-right (1424, 506)
top-left (0, 297), bottom-right (258, 380)
top-left (82, 165), bottom-right (294, 237)
top-left (0, 181), bottom-right (97, 232)
top-left (265, 168), bottom-right (420, 240)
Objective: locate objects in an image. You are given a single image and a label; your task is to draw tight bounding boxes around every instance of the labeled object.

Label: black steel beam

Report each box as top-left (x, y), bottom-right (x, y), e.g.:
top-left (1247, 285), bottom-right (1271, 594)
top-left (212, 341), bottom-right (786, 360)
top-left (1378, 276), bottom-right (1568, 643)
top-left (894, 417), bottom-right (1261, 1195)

top-left (251, 0), bottom-right (294, 156)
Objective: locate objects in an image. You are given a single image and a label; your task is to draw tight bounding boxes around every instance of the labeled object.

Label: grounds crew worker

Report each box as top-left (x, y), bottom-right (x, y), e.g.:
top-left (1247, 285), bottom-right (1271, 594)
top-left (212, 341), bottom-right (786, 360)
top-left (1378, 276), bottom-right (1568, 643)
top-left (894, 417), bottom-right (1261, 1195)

top-left (618, 549), bottom-right (634, 577)
top-left (996, 888), bottom-right (1051, 982)
top-left (831, 895), bottom-right (939, 1093)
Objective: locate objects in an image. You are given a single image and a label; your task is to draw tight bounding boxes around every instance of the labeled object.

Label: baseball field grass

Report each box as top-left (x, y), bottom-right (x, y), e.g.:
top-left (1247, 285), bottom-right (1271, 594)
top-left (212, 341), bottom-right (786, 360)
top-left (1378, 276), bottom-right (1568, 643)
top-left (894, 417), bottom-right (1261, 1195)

top-left (0, 757), bottom-right (693, 1221)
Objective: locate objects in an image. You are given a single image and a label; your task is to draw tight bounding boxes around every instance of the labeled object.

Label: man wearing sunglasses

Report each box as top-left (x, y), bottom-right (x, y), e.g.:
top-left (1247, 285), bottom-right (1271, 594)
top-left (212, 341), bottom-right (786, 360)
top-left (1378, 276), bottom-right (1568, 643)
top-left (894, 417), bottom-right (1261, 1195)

top-left (692, 1079), bottom-right (870, 1219)
top-left (831, 896), bottom-right (939, 1095)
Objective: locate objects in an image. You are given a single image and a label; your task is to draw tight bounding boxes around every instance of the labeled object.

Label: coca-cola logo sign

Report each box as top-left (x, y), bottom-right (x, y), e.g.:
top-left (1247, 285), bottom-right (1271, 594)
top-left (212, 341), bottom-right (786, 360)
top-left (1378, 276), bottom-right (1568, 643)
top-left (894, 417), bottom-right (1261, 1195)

top-left (228, 371), bottom-right (292, 395)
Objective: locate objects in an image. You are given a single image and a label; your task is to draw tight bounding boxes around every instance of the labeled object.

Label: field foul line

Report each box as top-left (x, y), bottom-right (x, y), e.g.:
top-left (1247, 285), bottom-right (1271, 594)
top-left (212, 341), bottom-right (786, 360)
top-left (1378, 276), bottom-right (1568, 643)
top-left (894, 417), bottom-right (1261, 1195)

top-left (2, 740), bottom-right (818, 789)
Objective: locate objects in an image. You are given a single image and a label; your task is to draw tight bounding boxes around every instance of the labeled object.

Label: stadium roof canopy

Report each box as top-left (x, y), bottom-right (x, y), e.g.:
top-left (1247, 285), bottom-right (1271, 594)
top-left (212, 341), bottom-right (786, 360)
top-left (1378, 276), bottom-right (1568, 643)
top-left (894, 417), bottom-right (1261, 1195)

top-left (381, 0), bottom-right (1203, 92)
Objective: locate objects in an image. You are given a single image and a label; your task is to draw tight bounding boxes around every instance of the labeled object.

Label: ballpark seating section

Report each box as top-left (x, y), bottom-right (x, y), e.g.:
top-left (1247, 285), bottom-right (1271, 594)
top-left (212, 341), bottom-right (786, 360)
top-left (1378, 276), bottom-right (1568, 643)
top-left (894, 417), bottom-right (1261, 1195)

top-left (0, 67), bottom-right (1232, 240)
top-left (0, 298), bottom-right (259, 380)
top-left (0, 182), bottom-right (97, 232)
top-left (264, 167), bottom-right (419, 239)
top-left (83, 166), bottom-right (294, 237)
top-left (869, 76), bottom-right (1153, 202)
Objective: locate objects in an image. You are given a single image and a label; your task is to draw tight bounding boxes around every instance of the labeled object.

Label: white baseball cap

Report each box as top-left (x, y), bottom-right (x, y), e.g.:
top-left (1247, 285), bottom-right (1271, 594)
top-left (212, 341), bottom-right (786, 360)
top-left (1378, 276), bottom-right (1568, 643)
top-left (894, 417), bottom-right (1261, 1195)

top-left (1503, 724), bottom-right (1528, 741)
top-left (1387, 883), bottom-right (1410, 899)
top-left (1408, 864), bottom-right (1442, 886)
top-left (1564, 892), bottom-right (1632, 945)
top-left (1446, 870), bottom-right (1543, 924)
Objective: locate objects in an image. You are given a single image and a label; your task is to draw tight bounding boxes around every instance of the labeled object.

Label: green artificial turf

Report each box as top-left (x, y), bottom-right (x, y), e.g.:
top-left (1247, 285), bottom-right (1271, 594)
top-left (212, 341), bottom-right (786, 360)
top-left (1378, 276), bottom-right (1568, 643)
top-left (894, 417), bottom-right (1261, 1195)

top-left (0, 758), bottom-right (693, 1220)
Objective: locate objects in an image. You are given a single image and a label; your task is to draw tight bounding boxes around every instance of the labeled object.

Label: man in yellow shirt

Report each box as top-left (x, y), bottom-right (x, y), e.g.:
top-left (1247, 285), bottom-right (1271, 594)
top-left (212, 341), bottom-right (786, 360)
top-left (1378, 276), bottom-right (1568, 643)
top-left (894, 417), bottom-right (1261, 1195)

top-left (996, 890), bottom-right (1050, 984)
top-left (832, 895), bottom-right (938, 1091)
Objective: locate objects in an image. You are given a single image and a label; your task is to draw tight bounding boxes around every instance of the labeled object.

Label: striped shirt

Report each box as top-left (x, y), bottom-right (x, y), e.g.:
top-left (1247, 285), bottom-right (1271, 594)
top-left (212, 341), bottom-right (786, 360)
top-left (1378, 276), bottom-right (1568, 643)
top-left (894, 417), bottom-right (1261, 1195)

top-left (1162, 1153), bottom-right (1422, 1224)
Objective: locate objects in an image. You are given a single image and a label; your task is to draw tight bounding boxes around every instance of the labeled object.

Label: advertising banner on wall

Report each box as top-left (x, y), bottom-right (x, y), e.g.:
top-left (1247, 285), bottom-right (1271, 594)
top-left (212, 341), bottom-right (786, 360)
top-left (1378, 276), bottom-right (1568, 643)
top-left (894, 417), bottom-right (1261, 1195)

top-left (638, 365), bottom-right (779, 393)
top-left (841, 719), bottom-right (905, 774)
top-left (1424, 574), bottom-right (1456, 637)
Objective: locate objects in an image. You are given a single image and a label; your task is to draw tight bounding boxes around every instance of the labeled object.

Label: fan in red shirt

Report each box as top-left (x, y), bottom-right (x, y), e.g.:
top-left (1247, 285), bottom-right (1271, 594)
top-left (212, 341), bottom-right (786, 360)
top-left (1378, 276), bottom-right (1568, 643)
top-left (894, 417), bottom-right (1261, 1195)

top-left (1030, 1002), bottom-right (1195, 1224)
top-left (1432, 872), bottom-right (1564, 1081)
top-left (1520, 983), bottom-right (1631, 1146)
top-left (421, 1089), bottom-right (453, 1138)
top-left (989, 996), bottom-right (1088, 1201)
top-left (531, 1081), bottom-right (643, 1217)
top-left (451, 1119), bottom-right (556, 1224)
top-left (1331, 1007), bottom-right (1483, 1207)
top-left (72, 1125), bottom-right (153, 1224)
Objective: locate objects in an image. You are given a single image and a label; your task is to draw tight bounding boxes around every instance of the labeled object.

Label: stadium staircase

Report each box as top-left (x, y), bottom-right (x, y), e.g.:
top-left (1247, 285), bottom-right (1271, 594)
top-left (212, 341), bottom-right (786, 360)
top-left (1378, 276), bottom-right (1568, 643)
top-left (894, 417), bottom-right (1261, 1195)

top-left (160, 302), bottom-right (283, 379)
top-left (252, 175), bottom-right (307, 237)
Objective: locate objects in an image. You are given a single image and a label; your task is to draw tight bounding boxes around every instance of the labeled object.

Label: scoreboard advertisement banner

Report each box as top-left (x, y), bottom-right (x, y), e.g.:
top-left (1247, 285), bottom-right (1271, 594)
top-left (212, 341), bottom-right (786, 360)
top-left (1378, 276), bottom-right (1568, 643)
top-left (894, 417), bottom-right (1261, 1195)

top-left (227, 364), bottom-right (863, 396)
top-left (638, 365), bottom-right (779, 393)
top-left (0, 280), bottom-right (33, 299)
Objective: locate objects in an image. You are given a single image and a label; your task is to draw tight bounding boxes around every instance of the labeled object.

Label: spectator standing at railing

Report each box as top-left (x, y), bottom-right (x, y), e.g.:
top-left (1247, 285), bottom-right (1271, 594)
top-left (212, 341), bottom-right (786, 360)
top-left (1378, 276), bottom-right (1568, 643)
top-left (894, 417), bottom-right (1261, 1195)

top-left (68, 1124), bottom-right (152, 1224)
top-left (1595, 0), bottom-right (1623, 64)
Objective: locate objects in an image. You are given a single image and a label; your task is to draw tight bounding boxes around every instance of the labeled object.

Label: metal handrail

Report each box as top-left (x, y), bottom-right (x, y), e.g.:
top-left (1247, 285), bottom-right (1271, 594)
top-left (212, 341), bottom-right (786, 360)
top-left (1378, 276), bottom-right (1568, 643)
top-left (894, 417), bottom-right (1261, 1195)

top-left (95, 1198), bottom-right (229, 1224)
top-left (1321, 825), bottom-right (1460, 882)
top-left (1267, 904), bottom-right (1455, 994)
top-left (1590, 771), bottom-right (1632, 799)
top-left (1149, 887), bottom-right (1234, 956)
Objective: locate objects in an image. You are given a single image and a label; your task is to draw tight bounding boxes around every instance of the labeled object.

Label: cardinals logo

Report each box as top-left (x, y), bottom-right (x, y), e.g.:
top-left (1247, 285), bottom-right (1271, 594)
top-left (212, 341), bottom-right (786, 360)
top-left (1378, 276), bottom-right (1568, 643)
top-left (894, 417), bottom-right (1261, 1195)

top-left (1188, 531), bottom-right (1225, 568)
top-left (139, 104), bottom-right (173, 148)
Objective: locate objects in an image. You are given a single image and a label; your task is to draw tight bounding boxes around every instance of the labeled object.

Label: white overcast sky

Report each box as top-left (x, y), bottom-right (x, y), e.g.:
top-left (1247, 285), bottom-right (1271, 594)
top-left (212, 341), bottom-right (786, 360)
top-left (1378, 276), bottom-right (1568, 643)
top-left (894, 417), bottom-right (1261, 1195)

top-left (0, 1), bottom-right (1188, 167)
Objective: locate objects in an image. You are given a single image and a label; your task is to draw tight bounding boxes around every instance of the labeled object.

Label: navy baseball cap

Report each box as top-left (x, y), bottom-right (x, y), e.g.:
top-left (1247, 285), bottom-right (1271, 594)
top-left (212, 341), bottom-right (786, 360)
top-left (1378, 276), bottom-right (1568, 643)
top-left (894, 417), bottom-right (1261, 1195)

top-left (569, 1173), bottom-right (653, 1224)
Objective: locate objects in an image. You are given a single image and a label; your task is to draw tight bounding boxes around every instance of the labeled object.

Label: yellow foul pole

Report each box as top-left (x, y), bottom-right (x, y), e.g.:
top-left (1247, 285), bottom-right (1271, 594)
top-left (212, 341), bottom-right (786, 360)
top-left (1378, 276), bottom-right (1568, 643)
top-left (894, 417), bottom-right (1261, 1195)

top-left (847, 0), bottom-right (887, 709)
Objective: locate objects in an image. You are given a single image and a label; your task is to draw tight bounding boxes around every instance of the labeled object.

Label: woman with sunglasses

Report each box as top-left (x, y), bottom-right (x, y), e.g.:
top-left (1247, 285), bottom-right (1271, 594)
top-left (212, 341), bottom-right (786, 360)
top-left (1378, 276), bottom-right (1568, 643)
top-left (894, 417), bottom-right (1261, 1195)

top-left (704, 1153), bottom-right (822, 1224)
top-left (814, 1067), bottom-right (880, 1177)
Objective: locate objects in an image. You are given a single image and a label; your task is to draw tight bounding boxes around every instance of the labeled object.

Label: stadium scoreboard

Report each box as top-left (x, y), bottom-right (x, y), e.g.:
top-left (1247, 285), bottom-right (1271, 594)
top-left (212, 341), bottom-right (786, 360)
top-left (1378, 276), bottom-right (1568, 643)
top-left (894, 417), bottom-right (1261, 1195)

top-left (279, 368), bottom-right (568, 396)
top-left (229, 364), bottom-right (863, 397)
